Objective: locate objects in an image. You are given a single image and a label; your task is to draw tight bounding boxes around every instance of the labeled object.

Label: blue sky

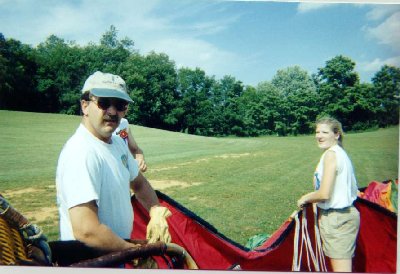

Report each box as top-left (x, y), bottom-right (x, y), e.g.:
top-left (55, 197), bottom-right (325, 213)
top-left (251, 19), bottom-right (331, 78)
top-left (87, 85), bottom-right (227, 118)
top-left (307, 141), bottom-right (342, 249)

top-left (1, 0), bottom-right (399, 86)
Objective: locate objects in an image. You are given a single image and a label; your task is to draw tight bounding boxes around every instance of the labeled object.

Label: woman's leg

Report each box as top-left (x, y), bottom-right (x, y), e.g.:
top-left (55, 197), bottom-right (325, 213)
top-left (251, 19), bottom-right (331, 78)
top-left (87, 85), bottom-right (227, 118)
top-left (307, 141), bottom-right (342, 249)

top-left (330, 258), bottom-right (352, 272)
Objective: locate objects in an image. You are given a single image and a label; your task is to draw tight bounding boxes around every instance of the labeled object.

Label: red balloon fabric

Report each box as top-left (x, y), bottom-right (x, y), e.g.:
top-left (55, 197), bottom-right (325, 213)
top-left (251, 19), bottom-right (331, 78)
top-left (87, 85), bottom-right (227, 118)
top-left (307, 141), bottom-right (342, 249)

top-left (130, 184), bottom-right (397, 272)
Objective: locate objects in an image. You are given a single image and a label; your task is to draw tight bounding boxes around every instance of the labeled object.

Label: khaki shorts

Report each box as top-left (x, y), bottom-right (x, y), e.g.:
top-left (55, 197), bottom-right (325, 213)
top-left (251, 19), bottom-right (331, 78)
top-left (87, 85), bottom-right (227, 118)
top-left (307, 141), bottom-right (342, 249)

top-left (318, 206), bottom-right (360, 259)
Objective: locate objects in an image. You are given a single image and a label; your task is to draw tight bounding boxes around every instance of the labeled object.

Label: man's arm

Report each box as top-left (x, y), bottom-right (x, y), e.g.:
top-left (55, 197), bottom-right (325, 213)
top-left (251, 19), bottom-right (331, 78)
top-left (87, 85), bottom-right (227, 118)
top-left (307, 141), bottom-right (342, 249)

top-left (69, 201), bottom-right (136, 252)
top-left (130, 172), bottom-right (159, 211)
top-left (130, 173), bottom-right (172, 244)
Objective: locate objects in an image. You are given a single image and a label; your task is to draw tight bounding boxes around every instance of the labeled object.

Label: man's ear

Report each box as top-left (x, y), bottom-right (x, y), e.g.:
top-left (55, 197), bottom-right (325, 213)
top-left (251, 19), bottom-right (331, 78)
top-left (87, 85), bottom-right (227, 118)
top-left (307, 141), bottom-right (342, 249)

top-left (81, 100), bottom-right (90, 116)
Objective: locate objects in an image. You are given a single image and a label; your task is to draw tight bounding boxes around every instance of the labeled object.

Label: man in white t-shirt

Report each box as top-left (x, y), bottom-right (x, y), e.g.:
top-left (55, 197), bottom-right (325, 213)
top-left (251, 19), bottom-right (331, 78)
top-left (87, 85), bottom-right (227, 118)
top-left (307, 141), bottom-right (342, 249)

top-left (56, 71), bottom-right (171, 252)
top-left (114, 117), bottom-right (147, 172)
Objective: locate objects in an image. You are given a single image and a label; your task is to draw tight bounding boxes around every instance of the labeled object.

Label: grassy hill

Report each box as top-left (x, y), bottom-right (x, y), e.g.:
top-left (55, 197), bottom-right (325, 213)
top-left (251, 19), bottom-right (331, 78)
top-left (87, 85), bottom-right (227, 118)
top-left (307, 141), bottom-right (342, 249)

top-left (0, 110), bottom-right (398, 245)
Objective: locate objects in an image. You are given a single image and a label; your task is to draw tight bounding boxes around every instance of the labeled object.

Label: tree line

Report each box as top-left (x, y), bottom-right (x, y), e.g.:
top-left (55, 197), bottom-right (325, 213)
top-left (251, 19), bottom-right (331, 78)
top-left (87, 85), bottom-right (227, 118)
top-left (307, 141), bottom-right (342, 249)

top-left (1, 26), bottom-right (399, 136)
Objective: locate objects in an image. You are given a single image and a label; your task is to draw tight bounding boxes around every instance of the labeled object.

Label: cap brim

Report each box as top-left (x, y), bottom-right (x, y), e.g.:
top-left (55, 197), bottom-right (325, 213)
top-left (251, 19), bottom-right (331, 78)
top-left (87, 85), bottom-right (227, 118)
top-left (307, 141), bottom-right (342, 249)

top-left (90, 88), bottom-right (133, 103)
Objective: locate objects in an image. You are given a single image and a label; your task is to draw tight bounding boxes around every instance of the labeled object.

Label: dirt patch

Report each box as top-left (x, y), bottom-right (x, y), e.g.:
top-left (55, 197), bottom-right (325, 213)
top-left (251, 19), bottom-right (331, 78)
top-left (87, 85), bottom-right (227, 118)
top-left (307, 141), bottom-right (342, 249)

top-left (2, 187), bottom-right (41, 197)
top-left (150, 166), bottom-right (179, 172)
top-left (215, 153), bottom-right (251, 159)
top-left (25, 206), bottom-right (58, 223)
top-left (151, 153), bottom-right (251, 172)
top-left (151, 180), bottom-right (202, 190)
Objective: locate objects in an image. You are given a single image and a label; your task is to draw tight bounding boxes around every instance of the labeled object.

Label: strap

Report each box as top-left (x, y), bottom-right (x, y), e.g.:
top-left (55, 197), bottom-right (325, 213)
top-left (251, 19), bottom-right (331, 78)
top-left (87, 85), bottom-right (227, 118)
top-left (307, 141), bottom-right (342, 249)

top-left (313, 204), bottom-right (327, 272)
top-left (292, 206), bottom-right (328, 272)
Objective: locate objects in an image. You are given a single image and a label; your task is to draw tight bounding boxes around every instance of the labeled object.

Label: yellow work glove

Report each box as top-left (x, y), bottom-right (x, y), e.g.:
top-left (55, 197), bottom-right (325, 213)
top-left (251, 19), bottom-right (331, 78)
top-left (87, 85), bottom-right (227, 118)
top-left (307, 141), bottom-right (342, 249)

top-left (146, 206), bottom-right (172, 244)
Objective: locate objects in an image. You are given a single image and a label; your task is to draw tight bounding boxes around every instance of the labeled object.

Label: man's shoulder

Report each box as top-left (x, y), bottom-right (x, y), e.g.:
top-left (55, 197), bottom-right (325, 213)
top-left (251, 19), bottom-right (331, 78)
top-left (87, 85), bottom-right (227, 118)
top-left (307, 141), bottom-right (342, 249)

top-left (61, 125), bottom-right (97, 155)
top-left (58, 134), bottom-right (104, 173)
top-left (64, 126), bottom-right (87, 145)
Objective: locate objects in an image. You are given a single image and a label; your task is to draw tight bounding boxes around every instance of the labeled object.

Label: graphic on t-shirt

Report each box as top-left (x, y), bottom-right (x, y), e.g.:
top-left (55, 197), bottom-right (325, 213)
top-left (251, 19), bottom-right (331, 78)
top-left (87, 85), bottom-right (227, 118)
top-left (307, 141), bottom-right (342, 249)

top-left (314, 172), bottom-right (321, 190)
top-left (117, 129), bottom-right (128, 139)
top-left (116, 129), bottom-right (128, 144)
top-left (121, 154), bottom-right (129, 169)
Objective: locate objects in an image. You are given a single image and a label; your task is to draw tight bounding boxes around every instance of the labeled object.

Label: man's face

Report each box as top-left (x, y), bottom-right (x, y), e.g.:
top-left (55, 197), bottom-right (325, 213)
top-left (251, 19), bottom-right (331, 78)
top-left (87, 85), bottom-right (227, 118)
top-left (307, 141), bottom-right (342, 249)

top-left (81, 96), bottom-right (128, 142)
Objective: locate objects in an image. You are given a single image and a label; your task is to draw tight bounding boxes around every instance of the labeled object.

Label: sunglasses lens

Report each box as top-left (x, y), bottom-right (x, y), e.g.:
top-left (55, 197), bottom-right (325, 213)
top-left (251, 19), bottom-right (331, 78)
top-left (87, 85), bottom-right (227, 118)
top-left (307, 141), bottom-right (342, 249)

top-left (114, 100), bottom-right (128, 111)
top-left (96, 98), bottom-right (111, 110)
top-left (96, 98), bottom-right (127, 111)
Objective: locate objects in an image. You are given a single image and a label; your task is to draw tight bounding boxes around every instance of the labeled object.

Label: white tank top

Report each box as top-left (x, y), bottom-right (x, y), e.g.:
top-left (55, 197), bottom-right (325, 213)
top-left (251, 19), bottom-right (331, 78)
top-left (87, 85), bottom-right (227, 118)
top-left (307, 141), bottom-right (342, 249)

top-left (314, 145), bottom-right (358, 209)
top-left (114, 118), bottom-right (130, 144)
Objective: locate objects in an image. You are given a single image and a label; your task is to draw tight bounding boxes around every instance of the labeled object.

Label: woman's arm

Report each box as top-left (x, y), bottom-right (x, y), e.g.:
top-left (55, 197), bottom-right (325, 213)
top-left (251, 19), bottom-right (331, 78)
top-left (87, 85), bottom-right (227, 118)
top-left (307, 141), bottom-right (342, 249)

top-left (126, 127), bottom-right (147, 172)
top-left (297, 151), bottom-right (337, 207)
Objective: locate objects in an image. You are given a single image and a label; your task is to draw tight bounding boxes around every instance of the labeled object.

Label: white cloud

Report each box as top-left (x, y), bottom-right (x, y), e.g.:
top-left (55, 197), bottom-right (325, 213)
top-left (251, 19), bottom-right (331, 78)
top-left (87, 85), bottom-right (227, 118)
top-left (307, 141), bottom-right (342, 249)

top-left (297, 2), bottom-right (337, 13)
top-left (0, 0), bottom-right (169, 45)
top-left (365, 11), bottom-right (400, 52)
top-left (358, 56), bottom-right (400, 72)
top-left (366, 4), bottom-right (400, 21)
top-left (0, 0), bottom-right (243, 81)
top-left (144, 37), bottom-right (240, 79)
top-left (297, 1), bottom-right (400, 15)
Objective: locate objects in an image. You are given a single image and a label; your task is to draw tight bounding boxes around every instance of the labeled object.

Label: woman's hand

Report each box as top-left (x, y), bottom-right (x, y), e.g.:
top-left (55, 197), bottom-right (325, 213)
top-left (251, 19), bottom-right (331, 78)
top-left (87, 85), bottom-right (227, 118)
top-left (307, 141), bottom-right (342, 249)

top-left (297, 197), bottom-right (306, 208)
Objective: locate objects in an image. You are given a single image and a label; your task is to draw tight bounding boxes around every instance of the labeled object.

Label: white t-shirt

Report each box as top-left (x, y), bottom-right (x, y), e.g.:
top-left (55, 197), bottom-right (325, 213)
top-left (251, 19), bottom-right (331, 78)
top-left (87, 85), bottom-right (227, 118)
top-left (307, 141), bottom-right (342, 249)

top-left (314, 144), bottom-right (358, 210)
top-left (56, 124), bottom-right (139, 240)
top-left (113, 118), bottom-right (129, 144)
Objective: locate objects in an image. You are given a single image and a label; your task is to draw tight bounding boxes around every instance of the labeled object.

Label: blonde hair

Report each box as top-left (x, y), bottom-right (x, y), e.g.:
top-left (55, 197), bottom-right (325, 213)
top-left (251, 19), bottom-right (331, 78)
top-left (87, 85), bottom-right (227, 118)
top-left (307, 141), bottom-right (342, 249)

top-left (316, 116), bottom-right (344, 147)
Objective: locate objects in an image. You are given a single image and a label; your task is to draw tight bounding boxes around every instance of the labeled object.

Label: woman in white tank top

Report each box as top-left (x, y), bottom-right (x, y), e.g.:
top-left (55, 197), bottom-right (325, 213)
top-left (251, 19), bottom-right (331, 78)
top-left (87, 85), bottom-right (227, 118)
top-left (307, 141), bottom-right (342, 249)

top-left (297, 117), bottom-right (360, 272)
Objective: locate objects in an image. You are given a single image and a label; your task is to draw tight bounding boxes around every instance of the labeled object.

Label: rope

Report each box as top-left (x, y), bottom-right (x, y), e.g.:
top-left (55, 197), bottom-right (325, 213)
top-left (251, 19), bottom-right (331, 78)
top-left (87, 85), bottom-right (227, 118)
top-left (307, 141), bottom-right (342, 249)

top-left (301, 208), bottom-right (319, 271)
top-left (313, 204), bottom-right (327, 272)
top-left (292, 206), bottom-right (328, 272)
top-left (292, 212), bottom-right (302, 271)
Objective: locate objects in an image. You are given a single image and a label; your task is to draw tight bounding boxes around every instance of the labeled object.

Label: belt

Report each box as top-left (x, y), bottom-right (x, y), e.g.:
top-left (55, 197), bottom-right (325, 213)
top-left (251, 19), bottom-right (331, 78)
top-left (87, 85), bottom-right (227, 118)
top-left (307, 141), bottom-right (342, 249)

top-left (319, 205), bottom-right (353, 214)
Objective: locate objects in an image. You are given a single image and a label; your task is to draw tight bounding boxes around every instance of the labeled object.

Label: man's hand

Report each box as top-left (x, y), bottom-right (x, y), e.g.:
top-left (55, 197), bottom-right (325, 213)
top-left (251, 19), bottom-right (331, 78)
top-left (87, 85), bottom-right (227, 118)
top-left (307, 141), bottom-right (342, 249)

top-left (146, 206), bottom-right (172, 243)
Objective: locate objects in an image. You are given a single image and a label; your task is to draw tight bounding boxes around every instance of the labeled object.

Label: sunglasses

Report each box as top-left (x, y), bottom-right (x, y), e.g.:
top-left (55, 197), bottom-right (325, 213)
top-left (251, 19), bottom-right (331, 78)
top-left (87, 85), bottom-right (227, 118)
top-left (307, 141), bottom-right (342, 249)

top-left (91, 97), bottom-right (128, 112)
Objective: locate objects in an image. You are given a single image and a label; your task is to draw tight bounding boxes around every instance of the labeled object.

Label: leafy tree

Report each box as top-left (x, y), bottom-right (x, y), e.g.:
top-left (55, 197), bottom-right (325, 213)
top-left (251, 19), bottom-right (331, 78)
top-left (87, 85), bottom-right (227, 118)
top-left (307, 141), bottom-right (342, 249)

top-left (100, 25), bottom-right (134, 50)
top-left (0, 34), bottom-right (39, 111)
top-left (271, 66), bottom-right (315, 97)
top-left (35, 35), bottom-right (86, 114)
top-left (233, 84), bottom-right (282, 136)
top-left (316, 55), bottom-right (359, 89)
top-left (119, 51), bottom-right (180, 130)
top-left (210, 75), bottom-right (244, 136)
top-left (256, 81), bottom-right (285, 135)
top-left (177, 67), bottom-right (215, 135)
top-left (372, 65), bottom-right (400, 126)
top-left (271, 66), bottom-right (318, 135)
top-left (341, 83), bottom-right (379, 130)
top-left (34, 27), bottom-right (134, 114)
top-left (96, 25), bottom-right (134, 72)
top-left (100, 25), bottom-right (120, 48)
top-left (80, 25), bottom-right (134, 80)
top-left (2, 29), bottom-right (396, 137)
top-left (314, 55), bottom-right (361, 127)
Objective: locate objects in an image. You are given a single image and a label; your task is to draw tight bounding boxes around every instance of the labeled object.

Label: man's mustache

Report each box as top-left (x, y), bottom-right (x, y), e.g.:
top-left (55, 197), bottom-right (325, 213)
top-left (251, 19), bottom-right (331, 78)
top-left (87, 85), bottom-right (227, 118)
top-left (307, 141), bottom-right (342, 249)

top-left (103, 115), bottom-right (119, 123)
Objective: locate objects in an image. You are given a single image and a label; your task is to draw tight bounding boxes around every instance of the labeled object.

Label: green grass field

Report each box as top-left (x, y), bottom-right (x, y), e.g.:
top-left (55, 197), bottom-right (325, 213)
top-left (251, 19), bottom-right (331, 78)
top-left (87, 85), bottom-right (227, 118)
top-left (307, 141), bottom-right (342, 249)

top-left (0, 110), bottom-right (398, 245)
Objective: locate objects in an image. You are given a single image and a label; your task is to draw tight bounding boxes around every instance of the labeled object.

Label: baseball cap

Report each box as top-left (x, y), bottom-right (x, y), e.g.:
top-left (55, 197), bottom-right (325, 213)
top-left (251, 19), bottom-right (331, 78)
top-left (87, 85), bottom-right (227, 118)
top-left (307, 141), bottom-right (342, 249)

top-left (82, 71), bottom-right (133, 103)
